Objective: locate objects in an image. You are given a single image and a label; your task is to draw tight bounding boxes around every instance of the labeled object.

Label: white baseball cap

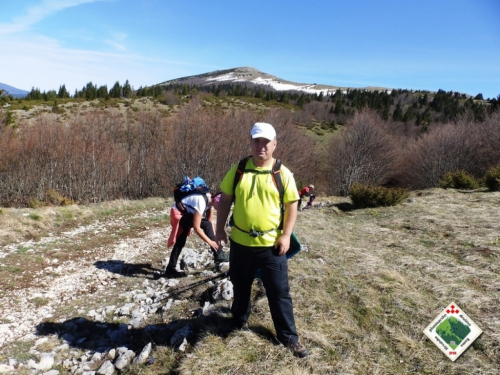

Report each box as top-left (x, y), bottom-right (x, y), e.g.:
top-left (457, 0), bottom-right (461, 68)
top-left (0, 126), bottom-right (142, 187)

top-left (251, 122), bottom-right (276, 140)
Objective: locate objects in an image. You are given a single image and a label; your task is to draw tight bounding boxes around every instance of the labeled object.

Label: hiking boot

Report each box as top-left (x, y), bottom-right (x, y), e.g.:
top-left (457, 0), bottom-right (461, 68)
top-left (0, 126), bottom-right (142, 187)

top-left (288, 341), bottom-right (308, 358)
top-left (164, 267), bottom-right (186, 278)
top-left (214, 250), bottom-right (229, 263)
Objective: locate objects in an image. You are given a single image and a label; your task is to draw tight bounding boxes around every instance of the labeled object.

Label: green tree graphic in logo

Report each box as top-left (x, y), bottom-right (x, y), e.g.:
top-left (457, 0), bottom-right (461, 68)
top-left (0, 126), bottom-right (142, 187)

top-left (436, 317), bottom-right (471, 349)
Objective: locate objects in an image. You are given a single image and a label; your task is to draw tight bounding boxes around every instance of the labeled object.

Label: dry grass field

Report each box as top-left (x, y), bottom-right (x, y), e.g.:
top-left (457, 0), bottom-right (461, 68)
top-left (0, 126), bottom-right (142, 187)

top-left (0, 188), bottom-right (499, 374)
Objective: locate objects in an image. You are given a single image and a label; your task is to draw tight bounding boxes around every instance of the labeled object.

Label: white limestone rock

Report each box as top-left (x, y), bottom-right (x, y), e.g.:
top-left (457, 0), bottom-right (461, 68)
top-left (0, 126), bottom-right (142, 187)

top-left (96, 360), bottom-right (115, 375)
top-left (133, 342), bottom-right (152, 364)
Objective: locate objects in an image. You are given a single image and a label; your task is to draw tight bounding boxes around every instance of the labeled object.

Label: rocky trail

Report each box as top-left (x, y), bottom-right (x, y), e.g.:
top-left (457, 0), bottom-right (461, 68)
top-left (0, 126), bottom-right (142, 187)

top-left (0, 206), bottom-right (232, 374)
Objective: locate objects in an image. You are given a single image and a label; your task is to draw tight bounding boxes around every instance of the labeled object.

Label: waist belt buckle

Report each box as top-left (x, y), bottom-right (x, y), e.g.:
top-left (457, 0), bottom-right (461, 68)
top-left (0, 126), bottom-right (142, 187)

top-left (249, 229), bottom-right (260, 238)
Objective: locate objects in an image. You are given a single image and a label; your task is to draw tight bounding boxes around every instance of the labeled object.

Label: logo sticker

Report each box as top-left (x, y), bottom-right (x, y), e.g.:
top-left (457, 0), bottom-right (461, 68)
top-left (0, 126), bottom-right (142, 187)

top-left (423, 302), bottom-right (482, 361)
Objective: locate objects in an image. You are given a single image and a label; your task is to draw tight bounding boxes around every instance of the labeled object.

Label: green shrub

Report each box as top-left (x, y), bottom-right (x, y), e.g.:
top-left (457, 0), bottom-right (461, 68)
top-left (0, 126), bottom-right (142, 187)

top-left (29, 213), bottom-right (41, 221)
top-left (349, 183), bottom-right (410, 208)
top-left (484, 165), bottom-right (500, 191)
top-left (5, 111), bottom-right (16, 126)
top-left (45, 189), bottom-right (75, 206)
top-left (438, 170), bottom-right (480, 190)
top-left (28, 198), bottom-right (46, 208)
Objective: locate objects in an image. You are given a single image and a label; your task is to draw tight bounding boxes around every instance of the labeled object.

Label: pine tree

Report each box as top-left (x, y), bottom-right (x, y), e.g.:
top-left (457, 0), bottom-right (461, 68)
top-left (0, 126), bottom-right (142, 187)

top-left (381, 105), bottom-right (390, 121)
top-left (281, 91), bottom-right (289, 104)
top-left (422, 108), bottom-right (432, 124)
top-left (97, 85), bottom-right (109, 99)
top-left (27, 87), bottom-right (42, 100)
top-left (297, 94), bottom-right (305, 107)
top-left (154, 85), bottom-right (163, 97)
top-left (85, 82), bottom-right (97, 100)
top-left (334, 98), bottom-right (344, 115)
top-left (110, 81), bottom-right (122, 98)
top-left (415, 112), bottom-right (422, 126)
top-left (57, 85), bottom-right (70, 98)
top-left (403, 106), bottom-right (415, 123)
top-left (392, 101), bottom-right (403, 121)
top-left (123, 80), bottom-right (132, 98)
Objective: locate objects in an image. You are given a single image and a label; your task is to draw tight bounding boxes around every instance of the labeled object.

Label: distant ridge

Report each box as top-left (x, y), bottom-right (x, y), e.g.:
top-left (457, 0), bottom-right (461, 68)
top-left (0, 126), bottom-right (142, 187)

top-left (0, 83), bottom-right (29, 98)
top-left (159, 67), bottom-right (392, 96)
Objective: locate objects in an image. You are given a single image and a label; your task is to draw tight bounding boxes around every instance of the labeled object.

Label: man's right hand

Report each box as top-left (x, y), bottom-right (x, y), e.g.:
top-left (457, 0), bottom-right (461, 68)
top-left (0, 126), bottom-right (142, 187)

top-left (215, 230), bottom-right (227, 248)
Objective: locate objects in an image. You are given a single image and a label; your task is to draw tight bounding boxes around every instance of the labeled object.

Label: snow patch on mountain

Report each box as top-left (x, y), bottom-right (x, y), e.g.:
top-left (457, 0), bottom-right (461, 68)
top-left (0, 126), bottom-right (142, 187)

top-left (205, 71), bottom-right (337, 95)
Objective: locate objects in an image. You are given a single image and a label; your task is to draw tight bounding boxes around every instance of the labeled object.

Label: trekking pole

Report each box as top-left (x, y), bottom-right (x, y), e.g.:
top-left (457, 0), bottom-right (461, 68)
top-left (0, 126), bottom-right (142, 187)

top-left (157, 271), bottom-right (229, 303)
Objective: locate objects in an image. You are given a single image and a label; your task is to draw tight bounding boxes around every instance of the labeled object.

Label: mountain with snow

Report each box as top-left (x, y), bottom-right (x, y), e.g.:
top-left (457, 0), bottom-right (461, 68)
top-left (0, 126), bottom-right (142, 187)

top-left (159, 67), bottom-right (390, 96)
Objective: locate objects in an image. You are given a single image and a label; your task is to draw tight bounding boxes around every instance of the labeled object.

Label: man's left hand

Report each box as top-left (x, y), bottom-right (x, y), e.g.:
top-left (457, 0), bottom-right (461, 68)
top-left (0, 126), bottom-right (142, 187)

top-left (275, 234), bottom-right (291, 256)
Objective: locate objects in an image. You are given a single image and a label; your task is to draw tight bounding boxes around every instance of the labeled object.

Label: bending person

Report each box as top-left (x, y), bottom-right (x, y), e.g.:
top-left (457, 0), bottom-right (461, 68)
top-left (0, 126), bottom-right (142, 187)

top-left (166, 189), bottom-right (228, 277)
top-left (298, 184), bottom-right (315, 210)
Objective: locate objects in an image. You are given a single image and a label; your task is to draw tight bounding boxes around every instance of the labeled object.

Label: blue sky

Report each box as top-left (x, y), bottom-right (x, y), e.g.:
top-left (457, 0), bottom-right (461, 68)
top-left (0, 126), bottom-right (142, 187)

top-left (1, 0), bottom-right (499, 99)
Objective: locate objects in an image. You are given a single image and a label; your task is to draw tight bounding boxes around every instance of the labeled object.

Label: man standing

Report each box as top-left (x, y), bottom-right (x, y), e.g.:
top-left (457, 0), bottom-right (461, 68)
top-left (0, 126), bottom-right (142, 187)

top-left (215, 122), bottom-right (308, 358)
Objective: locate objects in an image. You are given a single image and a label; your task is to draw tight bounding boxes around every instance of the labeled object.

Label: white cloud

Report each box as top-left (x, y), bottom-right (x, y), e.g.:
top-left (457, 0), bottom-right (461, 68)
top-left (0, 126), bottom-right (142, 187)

top-left (0, 0), bottom-right (151, 91)
top-left (0, 0), bottom-right (112, 35)
top-left (103, 32), bottom-right (128, 51)
top-left (0, 32), bottom-right (205, 92)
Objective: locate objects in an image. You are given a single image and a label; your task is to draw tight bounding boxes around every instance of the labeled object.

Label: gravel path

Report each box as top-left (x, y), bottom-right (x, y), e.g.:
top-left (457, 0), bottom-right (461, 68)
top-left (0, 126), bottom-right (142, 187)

top-left (0, 208), bottom-right (170, 349)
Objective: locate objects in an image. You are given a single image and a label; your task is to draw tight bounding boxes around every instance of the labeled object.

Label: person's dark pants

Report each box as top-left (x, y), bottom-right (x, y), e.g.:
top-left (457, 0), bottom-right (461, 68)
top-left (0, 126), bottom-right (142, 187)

top-left (229, 239), bottom-right (299, 345)
top-left (307, 194), bottom-right (316, 206)
top-left (167, 213), bottom-right (216, 270)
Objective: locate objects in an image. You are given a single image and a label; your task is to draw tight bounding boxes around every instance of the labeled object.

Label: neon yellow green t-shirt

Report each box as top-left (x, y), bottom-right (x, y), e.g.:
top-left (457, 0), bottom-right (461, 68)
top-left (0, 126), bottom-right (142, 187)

top-left (220, 158), bottom-right (299, 247)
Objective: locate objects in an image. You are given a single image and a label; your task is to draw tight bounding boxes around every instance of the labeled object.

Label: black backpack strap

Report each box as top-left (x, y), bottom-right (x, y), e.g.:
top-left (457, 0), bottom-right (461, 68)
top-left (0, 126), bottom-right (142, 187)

top-left (271, 159), bottom-right (284, 230)
top-left (272, 159), bottom-right (283, 196)
top-left (232, 155), bottom-right (252, 197)
top-left (233, 156), bottom-right (283, 195)
top-left (228, 156), bottom-right (250, 229)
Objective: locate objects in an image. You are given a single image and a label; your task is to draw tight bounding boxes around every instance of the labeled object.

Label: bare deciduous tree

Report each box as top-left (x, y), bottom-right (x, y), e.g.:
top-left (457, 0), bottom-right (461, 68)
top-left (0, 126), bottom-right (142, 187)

top-left (165, 103), bottom-right (252, 189)
top-left (165, 106), bottom-right (317, 192)
top-left (325, 109), bottom-right (396, 196)
top-left (3, 97), bottom-right (496, 207)
top-left (397, 114), bottom-right (500, 189)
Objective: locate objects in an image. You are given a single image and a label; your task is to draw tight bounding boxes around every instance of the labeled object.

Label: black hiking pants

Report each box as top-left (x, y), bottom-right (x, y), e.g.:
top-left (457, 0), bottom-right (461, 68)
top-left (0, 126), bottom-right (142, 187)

top-left (167, 213), bottom-right (216, 270)
top-left (229, 239), bottom-right (299, 345)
